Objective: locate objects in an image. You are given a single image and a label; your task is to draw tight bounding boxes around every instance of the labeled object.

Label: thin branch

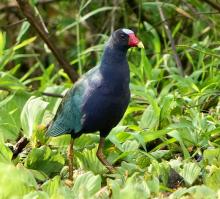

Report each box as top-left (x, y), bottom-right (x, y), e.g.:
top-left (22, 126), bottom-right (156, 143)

top-left (182, 0), bottom-right (215, 30)
top-left (0, 0), bottom-right (58, 11)
top-left (0, 86), bottom-right (11, 93)
top-left (156, 1), bottom-right (184, 76)
top-left (0, 86), bottom-right (64, 98)
top-left (127, 0), bottom-right (148, 24)
top-left (16, 0), bottom-right (79, 83)
top-left (1, 19), bottom-right (26, 30)
top-left (201, 0), bottom-right (220, 12)
top-left (175, 44), bottom-right (220, 59)
top-left (42, 92), bottom-right (64, 98)
top-left (110, 0), bottom-right (118, 33)
top-left (12, 136), bottom-right (29, 159)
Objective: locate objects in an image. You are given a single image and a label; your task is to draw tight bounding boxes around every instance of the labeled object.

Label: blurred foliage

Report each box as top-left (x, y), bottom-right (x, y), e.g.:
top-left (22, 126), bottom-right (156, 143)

top-left (0, 0), bottom-right (220, 198)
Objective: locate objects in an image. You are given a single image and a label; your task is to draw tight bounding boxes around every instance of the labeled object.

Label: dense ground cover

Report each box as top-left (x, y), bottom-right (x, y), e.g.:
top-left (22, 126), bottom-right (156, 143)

top-left (0, 0), bottom-right (220, 198)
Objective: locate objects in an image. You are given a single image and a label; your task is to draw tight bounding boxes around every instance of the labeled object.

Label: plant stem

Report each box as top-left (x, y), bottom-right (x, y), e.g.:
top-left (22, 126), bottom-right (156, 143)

top-left (16, 0), bottom-right (79, 82)
top-left (156, 1), bottom-right (184, 76)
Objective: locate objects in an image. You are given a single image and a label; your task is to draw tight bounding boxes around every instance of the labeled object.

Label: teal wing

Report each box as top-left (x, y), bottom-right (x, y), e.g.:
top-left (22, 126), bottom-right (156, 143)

top-left (46, 83), bottom-right (85, 137)
top-left (46, 65), bottom-right (99, 137)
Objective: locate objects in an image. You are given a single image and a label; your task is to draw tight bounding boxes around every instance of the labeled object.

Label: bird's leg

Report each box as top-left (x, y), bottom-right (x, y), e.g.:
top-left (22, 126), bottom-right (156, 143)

top-left (67, 138), bottom-right (74, 181)
top-left (96, 136), bottom-right (115, 173)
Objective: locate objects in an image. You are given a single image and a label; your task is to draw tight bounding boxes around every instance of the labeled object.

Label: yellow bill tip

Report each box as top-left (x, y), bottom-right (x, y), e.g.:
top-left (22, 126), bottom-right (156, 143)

top-left (137, 41), bottom-right (144, 48)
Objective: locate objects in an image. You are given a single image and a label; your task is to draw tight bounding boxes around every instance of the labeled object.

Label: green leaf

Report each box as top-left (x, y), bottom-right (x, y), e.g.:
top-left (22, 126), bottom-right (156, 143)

top-left (128, 132), bottom-right (147, 151)
top-left (41, 176), bottom-right (61, 196)
top-left (140, 105), bottom-right (159, 129)
top-left (121, 140), bottom-right (139, 152)
top-left (25, 146), bottom-right (65, 176)
top-left (75, 146), bottom-right (107, 174)
top-left (0, 71), bottom-right (26, 90)
top-left (16, 21), bottom-right (30, 43)
top-left (13, 36), bottom-right (37, 51)
top-left (120, 174), bottom-right (150, 199)
top-left (20, 96), bottom-right (48, 138)
top-left (170, 185), bottom-right (216, 199)
top-left (160, 94), bottom-right (175, 121)
top-left (0, 91), bottom-right (29, 140)
top-left (29, 169), bottom-right (49, 182)
top-left (140, 90), bottom-right (161, 130)
top-left (0, 108), bottom-right (19, 140)
top-left (72, 171), bottom-right (101, 199)
top-left (143, 21), bottom-right (161, 60)
top-left (168, 130), bottom-right (190, 159)
top-left (107, 179), bottom-right (121, 199)
top-left (0, 163), bottom-right (37, 198)
top-left (23, 191), bottom-right (49, 199)
top-left (74, 134), bottom-right (99, 150)
top-left (141, 129), bottom-right (170, 143)
top-left (186, 185), bottom-right (216, 199)
top-left (205, 166), bottom-right (220, 191)
top-left (180, 162), bottom-right (201, 185)
top-left (146, 177), bottom-right (160, 194)
top-left (0, 31), bottom-right (6, 55)
top-left (142, 2), bottom-right (193, 19)
top-left (0, 135), bottom-right (12, 163)
top-left (140, 48), bottom-right (152, 80)
top-left (59, 7), bottom-right (118, 34)
top-left (41, 175), bottom-right (72, 198)
top-left (203, 148), bottom-right (220, 167)
top-left (107, 125), bottom-right (128, 151)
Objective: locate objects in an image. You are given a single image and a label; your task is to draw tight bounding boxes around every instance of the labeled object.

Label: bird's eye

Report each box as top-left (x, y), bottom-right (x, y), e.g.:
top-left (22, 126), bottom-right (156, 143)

top-left (120, 33), bottom-right (127, 39)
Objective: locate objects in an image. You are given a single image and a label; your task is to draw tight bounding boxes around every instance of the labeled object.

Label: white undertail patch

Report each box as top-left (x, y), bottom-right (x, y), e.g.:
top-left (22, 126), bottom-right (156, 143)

top-left (122, 28), bottom-right (134, 35)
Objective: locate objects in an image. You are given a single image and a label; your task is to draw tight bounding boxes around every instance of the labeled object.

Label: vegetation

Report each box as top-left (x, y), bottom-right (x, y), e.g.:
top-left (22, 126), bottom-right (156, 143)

top-left (0, 0), bottom-right (220, 198)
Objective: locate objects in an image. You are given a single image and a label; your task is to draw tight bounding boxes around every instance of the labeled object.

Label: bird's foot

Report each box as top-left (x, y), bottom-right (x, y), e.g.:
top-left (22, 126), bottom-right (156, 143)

top-left (106, 164), bottom-right (116, 173)
top-left (65, 179), bottom-right (73, 187)
top-left (67, 138), bottom-right (74, 183)
top-left (97, 136), bottom-right (117, 174)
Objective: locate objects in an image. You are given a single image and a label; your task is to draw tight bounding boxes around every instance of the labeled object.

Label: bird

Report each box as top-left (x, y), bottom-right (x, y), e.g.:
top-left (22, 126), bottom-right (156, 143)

top-left (46, 28), bottom-right (144, 181)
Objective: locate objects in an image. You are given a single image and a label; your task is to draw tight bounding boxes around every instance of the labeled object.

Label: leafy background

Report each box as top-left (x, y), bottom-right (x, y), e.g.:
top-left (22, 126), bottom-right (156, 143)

top-left (0, 0), bottom-right (220, 198)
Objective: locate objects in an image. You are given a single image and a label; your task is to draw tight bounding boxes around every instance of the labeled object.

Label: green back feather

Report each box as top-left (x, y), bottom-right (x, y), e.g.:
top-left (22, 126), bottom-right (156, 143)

top-left (46, 66), bottom-right (99, 137)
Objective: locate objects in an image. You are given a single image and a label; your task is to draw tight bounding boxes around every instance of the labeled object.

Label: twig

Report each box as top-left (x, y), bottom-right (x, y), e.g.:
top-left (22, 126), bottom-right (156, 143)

top-left (0, 0), bottom-right (58, 11)
top-left (182, 0), bottom-right (214, 29)
top-left (175, 44), bottom-right (220, 59)
top-left (196, 11), bottom-right (220, 15)
top-left (127, 0), bottom-right (147, 24)
top-left (201, 0), bottom-right (220, 12)
top-left (110, 0), bottom-right (119, 33)
top-left (16, 0), bottom-right (79, 83)
top-left (0, 86), bottom-right (64, 98)
top-left (156, 1), bottom-right (184, 76)
top-left (1, 19), bottom-right (26, 30)
top-left (0, 86), bottom-right (11, 93)
top-left (42, 92), bottom-right (64, 98)
top-left (12, 136), bottom-right (29, 159)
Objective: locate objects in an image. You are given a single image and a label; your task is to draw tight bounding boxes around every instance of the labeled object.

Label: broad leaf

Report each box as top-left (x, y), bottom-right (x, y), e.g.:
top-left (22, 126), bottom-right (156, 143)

top-left (0, 135), bottom-right (12, 163)
top-left (72, 171), bottom-right (101, 199)
top-left (25, 146), bottom-right (65, 176)
top-left (75, 146), bottom-right (107, 174)
top-left (0, 163), bottom-right (37, 198)
top-left (180, 162), bottom-right (201, 185)
top-left (20, 96), bottom-right (48, 138)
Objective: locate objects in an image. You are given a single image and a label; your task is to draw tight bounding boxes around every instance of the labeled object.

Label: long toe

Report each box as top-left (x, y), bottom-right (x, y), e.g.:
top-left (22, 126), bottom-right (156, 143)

top-left (67, 139), bottom-right (74, 181)
top-left (96, 136), bottom-right (116, 173)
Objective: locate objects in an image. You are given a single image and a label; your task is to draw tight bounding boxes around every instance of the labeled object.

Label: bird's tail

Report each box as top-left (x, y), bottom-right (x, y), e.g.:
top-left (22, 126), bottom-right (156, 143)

top-left (46, 122), bottom-right (67, 137)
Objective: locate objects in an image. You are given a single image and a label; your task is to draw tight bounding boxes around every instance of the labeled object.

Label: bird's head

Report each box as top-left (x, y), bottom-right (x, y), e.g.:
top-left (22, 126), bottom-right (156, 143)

top-left (111, 28), bottom-right (144, 50)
